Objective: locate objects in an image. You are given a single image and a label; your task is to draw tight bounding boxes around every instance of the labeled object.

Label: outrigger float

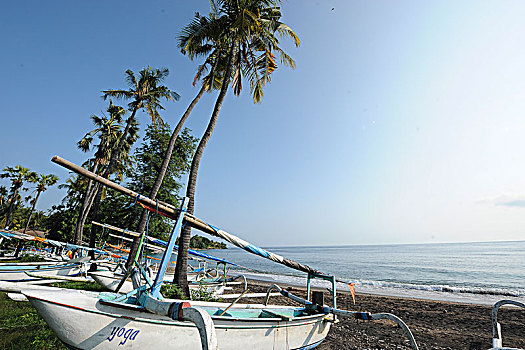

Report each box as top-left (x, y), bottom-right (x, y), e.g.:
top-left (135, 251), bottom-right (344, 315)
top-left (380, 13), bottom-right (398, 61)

top-left (22, 156), bottom-right (421, 349)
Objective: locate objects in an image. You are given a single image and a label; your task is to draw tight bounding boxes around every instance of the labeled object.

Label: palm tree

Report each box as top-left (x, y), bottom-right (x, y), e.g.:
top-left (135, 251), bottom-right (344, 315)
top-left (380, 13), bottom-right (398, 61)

top-left (58, 175), bottom-right (85, 209)
top-left (131, 16), bottom-right (228, 258)
top-left (1, 166), bottom-right (38, 229)
top-left (74, 101), bottom-right (138, 245)
top-left (74, 68), bottom-right (178, 230)
top-left (101, 67), bottom-right (180, 174)
top-left (94, 68), bottom-right (179, 265)
top-left (23, 174), bottom-right (59, 233)
top-left (75, 68), bottom-right (178, 245)
top-left (172, 0), bottom-right (300, 295)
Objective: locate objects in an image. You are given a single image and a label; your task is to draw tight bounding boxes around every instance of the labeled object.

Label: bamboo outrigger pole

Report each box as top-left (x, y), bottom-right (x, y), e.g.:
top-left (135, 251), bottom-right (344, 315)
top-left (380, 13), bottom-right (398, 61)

top-left (52, 155), bottom-right (328, 277)
top-left (92, 220), bottom-right (238, 266)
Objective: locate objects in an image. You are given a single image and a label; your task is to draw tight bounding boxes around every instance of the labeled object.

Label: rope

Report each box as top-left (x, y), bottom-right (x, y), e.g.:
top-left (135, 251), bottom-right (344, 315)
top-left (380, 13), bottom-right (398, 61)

top-left (143, 211), bottom-right (151, 264)
top-left (120, 228), bottom-right (127, 247)
top-left (125, 194), bottom-right (141, 209)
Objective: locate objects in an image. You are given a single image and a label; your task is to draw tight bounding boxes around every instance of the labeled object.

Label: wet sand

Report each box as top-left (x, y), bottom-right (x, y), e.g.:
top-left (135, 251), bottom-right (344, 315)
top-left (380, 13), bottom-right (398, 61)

top-left (240, 280), bottom-right (525, 350)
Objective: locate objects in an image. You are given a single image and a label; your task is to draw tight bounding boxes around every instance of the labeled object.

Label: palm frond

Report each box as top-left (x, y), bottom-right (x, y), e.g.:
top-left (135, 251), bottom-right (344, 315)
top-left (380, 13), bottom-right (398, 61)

top-left (102, 89), bottom-right (133, 101)
top-left (125, 70), bottom-right (137, 88)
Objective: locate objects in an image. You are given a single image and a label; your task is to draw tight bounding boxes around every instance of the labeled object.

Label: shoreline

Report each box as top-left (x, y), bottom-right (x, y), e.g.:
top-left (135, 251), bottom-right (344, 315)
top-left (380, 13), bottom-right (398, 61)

top-left (231, 271), bottom-right (525, 307)
top-left (241, 278), bottom-right (525, 349)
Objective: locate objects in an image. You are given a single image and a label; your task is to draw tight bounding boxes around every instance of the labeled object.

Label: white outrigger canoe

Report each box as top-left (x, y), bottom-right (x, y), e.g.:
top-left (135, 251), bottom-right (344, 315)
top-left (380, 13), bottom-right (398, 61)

top-left (24, 287), bottom-right (331, 349)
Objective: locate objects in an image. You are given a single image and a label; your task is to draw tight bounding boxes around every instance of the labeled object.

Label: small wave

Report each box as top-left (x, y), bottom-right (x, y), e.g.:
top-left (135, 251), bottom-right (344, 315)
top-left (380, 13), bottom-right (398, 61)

top-left (355, 279), bottom-right (525, 297)
top-left (234, 271), bottom-right (525, 298)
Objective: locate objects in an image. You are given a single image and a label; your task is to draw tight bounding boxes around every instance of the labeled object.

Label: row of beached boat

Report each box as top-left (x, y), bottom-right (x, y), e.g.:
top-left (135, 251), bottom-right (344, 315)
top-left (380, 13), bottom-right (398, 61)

top-left (0, 155), bottom-right (522, 349)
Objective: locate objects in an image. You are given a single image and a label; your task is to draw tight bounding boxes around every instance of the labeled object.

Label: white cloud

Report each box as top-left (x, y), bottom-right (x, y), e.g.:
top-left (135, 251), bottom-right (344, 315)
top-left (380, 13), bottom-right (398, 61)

top-left (477, 192), bottom-right (525, 208)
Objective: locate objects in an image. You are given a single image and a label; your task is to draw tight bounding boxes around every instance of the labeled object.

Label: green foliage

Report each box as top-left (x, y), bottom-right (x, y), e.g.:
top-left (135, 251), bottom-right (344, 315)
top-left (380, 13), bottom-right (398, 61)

top-left (161, 283), bottom-right (188, 299)
top-left (189, 282), bottom-right (222, 302)
top-left (160, 282), bottom-right (222, 302)
top-left (0, 293), bottom-right (65, 349)
top-left (1, 165), bottom-right (38, 229)
top-left (42, 204), bottom-right (78, 242)
top-left (176, 235), bottom-right (227, 249)
top-left (131, 124), bottom-right (196, 204)
top-left (0, 166), bottom-right (58, 232)
top-left (34, 174), bottom-right (59, 193)
top-left (0, 205), bottom-right (31, 230)
top-left (50, 281), bottom-right (107, 292)
top-left (95, 122), bottom-right (197, 240)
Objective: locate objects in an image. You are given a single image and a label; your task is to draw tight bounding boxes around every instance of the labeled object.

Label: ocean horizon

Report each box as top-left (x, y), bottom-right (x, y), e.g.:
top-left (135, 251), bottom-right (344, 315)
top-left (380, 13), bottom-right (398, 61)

top-left (189, 240), bottom-right (525, 305)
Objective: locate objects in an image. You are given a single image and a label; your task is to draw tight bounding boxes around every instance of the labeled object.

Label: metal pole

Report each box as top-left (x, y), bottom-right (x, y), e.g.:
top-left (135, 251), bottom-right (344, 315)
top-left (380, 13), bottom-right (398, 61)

top-left (150, 198), bottom-right (188, 299)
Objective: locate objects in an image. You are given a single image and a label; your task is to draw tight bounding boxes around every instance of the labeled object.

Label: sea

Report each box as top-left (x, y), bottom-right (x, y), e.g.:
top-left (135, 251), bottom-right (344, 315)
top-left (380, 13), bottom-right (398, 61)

top-left (198, 240), bottom-right (525, 305)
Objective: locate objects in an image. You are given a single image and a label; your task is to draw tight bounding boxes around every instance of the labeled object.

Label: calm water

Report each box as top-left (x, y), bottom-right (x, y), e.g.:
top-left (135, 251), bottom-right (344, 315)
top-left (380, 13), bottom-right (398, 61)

top-left (197, 240), bottom-right (525, 304)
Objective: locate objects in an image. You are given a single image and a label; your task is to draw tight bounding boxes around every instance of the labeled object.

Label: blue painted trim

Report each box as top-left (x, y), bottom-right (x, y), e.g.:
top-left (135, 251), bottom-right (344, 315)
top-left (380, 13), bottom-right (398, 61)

top-left (150, 198), bottom-right (188, 299)
top-left (149, 239), bottom-right (237, 266)
top-left (245, 243), bottom-right (271, 258)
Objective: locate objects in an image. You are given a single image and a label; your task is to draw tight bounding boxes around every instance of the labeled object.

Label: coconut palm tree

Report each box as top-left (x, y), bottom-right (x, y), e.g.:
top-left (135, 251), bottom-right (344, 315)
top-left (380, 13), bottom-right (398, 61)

top-left (1, 166), bottom-right (38, 229)
top-left (23, 174), bottom-right (59, 233)
top-left (73, 68), bottom-right (178, 245)
top-left (58, 175), bottom-right (85, 209)
top-left (74, 68), bottom-right (179, 243)
top-left (172, 0), bottom-right (300, 295)
top-left (73, 101), bottom-right (138, 245)
top-left (130, 18), bottom-right (228, 259)
top-left (101, 67), bottom-right (180, 181)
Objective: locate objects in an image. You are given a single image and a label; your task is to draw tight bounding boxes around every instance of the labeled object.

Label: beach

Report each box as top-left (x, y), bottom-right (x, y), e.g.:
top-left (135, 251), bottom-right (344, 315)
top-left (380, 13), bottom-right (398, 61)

top-left (242, 280), bottom-right (525, 350)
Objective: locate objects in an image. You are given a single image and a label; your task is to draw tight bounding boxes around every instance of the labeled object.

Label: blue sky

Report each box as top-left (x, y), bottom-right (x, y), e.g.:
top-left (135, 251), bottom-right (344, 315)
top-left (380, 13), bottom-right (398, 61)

top-left (1, 1), bottom-right (524, 246)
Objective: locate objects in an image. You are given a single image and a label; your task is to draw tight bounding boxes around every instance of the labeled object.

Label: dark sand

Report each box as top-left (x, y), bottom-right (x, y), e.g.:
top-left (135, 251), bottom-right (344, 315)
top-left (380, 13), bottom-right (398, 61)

top-left (238, 280), bottom-right (524, 350)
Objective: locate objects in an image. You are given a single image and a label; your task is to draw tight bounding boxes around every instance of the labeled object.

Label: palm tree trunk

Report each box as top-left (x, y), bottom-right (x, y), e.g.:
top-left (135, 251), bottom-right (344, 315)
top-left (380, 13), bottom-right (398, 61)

top-left (74, 184), bottom-right (98, 245)
top-left (73, 164), bottom-right (99, 245)
top-left (23, 191), bottom-right (41, 233)
top-left (87, 185), bottom-right (105, 258)
top-left (173, 41), bottom-right (238, 296)
top-left (4, 186), bottom-right (20, 229)
top-left (127, 86), bottom-right (207, 268)
top-left (74, 108), bottom-right (137, 245)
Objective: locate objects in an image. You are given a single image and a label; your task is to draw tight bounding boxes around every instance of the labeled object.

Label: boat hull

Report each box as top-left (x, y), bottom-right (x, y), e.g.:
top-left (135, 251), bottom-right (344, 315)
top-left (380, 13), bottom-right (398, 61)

top-left (0, 264), bottom-right (82, 282)
top-left (25, 289), bottom-right (330, 349)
